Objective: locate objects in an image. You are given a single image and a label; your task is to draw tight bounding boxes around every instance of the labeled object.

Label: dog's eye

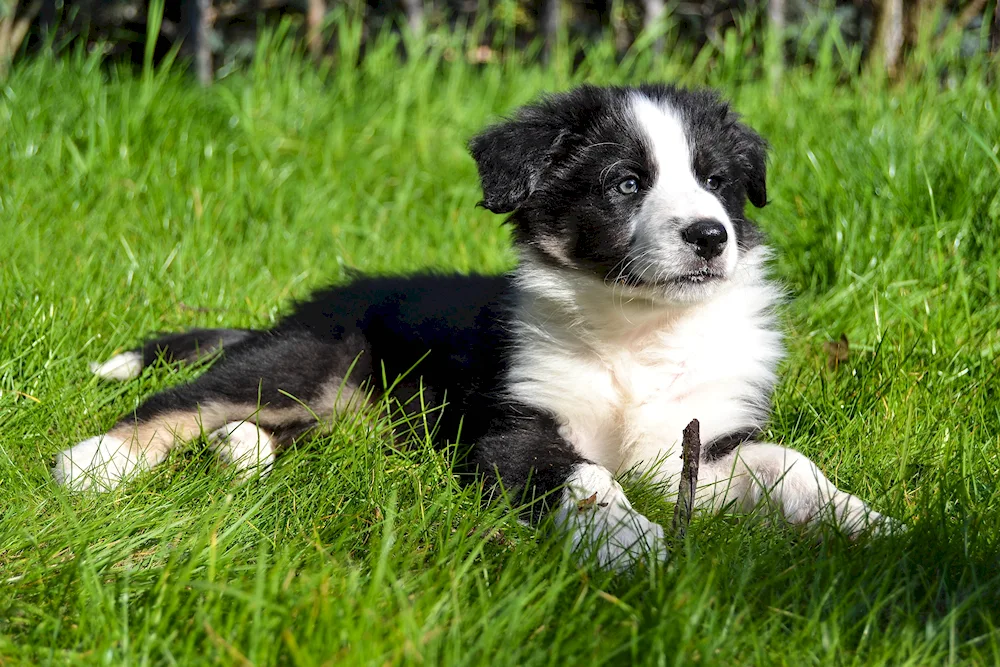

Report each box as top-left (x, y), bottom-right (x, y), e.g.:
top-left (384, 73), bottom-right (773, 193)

top-left (617, 178), bottom-right (639, 195)
top-left (705, 176), bottom-right (724, 191)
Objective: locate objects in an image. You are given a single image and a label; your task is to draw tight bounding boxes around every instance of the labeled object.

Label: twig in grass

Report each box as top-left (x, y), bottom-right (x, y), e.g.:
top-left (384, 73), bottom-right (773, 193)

top-left (671, 419), bottom-right (701, 543)
top-left (823, 334), bottom-right (850, 370)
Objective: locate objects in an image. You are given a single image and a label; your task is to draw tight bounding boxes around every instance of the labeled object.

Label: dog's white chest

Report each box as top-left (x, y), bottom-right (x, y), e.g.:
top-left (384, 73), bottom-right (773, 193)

top-left (507, 266), bottom-right (783, 478)
top-left (510, 327), bottom-right (709, 471)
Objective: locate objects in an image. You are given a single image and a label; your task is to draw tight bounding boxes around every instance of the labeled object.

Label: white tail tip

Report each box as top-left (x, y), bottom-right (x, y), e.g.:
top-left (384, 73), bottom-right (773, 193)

top-left (89, 351), bottom-right (143, 381)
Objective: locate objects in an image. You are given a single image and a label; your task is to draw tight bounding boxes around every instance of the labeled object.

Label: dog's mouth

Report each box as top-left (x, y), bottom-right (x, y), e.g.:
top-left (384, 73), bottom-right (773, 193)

top-left (666, 270), bottom-right (725, 286)
top-left (617, 268), bottom-right (725, 289)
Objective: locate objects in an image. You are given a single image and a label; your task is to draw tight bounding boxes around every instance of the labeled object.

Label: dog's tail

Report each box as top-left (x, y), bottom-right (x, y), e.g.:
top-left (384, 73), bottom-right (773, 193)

top-left (89, 328), bottom-right (257, 381)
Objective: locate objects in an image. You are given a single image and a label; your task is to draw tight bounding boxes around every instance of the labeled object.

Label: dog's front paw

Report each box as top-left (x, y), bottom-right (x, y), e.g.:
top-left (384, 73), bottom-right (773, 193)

top-left (51, 435), bottom-right (140, 492)
top-left (553, 464), bottom-right (667, 571)
top-left (827, 492), bottom-right (905, 539)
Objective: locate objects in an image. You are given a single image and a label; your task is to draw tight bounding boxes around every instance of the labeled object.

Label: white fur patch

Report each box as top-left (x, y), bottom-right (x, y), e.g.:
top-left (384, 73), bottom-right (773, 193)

top-left (552, 463), bottom-right (666, 570)
top-left (89, 351), bottom-right (142, 381)
top-left (207, 421), bottom-right (275, 481)
top-left (509, 246), bottom-right (782, 480)
top-left (628, 94), bottom-right (739, 280)
top-left (51, 435), bottom-right (142, 491)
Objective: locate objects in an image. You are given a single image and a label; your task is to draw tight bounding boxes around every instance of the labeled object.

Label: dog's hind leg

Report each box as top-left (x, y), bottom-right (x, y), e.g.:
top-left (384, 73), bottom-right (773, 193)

top-left (56, 330), bottom-right (371, 491)
top-left (51, 386), bottom-right (253, 492)
top-left (90, 328), bottom-right (258, 381)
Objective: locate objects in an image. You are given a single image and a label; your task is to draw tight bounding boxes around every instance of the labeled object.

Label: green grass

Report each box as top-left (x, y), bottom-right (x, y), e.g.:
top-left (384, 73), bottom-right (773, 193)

top-left (2, 20), bottom-right (1000, 665)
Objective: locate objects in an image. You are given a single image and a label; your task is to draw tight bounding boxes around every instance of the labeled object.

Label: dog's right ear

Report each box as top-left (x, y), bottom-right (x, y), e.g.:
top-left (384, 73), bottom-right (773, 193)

top-left (468, 115), bottom-right (571, 214)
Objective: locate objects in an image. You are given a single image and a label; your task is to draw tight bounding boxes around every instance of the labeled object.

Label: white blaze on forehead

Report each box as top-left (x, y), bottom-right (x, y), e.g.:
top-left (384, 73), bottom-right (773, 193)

top-left (627, 92), bottom-right (738, 274)
top-left (629, 93), bottom-right (696, 187)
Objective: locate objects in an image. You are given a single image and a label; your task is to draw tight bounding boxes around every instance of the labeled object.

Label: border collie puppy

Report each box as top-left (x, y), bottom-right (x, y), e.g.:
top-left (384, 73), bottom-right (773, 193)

top-left (53, 84), bottom-right (896, 568)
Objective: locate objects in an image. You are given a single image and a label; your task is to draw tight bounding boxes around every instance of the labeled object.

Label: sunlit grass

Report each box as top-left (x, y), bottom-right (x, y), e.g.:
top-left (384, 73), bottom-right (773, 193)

top-left (1, 18), bottom-right (999, 664)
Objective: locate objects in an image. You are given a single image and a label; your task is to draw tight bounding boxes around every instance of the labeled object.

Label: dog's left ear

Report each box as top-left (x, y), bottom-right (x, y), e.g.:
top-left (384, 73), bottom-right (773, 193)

top-left (735, 124), bottom-right (769, 209)
top-left (468, 114), bottom-right (571, 214)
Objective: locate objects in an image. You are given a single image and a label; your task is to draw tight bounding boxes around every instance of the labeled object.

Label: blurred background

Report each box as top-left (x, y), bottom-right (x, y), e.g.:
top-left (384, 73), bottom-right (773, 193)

top-left (1, 1), bottom-right (996, 83)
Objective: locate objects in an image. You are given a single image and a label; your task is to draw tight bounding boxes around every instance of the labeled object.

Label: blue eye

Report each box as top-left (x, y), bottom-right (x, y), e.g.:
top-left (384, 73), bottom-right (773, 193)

top-left (617, 178), bottom-right (639, 195)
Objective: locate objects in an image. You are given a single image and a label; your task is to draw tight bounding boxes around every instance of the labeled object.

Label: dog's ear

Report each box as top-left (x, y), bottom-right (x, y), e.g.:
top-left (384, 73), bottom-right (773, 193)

top-left (468, 115), bottom-right (571, 214)
top-left (735, 123), bottom-right (769, 209)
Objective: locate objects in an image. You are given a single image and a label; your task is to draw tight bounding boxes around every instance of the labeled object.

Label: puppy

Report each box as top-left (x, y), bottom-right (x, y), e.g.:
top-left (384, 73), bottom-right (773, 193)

top-left (54, 84), bottom-right (896, 568)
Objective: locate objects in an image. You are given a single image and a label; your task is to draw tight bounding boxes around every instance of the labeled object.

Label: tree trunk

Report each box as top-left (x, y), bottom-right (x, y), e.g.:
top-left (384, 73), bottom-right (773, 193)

top-left (643, 0), bottom-right (666, 53)
top-left (38, 0), bottom-right (56, 35)
top-left (871, 0), bottom-right (905, 76)
top-left (182, 0), bottom-right (212, 85)
top-left (767, 0), bottom-right (785, 86)
top-left (0, 0), bottom-right (43, 78)
top-left (611, 0), bottom-right (630, 54)
top-left (938, 0), bottom-right (986, 50)
top-left (906, 0), bottom-right (934, 48)
top-left (541, 0), bottom-right (560, 63)
top-left (768, 0), bottom-right (785, 38)
top-left (194, 0), bottom-right (213, 86)
top-left (401, 0), bottom-right (424, 35)
top-left (307, 0), bottom-right (325, 58)
top-left (992, 0), bottom-right (1000, 55)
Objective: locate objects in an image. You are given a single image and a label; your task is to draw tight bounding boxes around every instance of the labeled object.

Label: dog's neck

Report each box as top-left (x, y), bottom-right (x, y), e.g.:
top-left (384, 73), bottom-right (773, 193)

top-left (512, 249), bottom-right (702, 345)
top-left (511, 245), bottom-right (778, 349)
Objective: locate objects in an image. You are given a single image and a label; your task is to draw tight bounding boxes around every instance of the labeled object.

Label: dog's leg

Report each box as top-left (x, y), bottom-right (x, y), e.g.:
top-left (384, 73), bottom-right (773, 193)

top-left (552, 462), bottom-right (667, 570)
top-left (693, 442), bottom-right (899, 537)
top-left (205, 421), bottom-right (277, 481)
top-left (90, 328), bottom-right (257, 381)
top-left (57, 331), bottom-right (370, 491)
top-left (51, 395), bottom-right (243, 492)
top-left (469, 407), bottom-right (666, 570)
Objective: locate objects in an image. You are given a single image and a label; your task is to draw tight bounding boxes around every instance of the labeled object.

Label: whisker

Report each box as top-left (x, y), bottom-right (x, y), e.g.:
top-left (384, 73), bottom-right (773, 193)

top-left (599, 159), bottom-right (627, 190)
top-left (582, 141), bottom-right (627, 152)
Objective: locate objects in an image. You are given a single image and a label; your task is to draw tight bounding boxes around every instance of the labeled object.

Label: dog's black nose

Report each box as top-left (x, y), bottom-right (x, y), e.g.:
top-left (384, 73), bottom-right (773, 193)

top-left (681, 219), bottom-right (728, 260)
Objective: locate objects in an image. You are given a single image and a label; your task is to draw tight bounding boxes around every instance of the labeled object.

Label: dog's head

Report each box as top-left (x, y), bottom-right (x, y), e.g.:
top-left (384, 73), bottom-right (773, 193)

top-left (469, 84), bottom-right (768, 305)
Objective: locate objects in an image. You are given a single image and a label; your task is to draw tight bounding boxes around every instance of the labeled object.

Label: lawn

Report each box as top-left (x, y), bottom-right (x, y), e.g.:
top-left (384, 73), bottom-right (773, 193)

top-left (2, 20), bottom-right (1000, 665)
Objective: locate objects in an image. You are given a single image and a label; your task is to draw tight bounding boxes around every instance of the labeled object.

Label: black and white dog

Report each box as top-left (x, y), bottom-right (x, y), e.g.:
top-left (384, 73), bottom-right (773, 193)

top-left (53, 84), bottom-right (895, 568)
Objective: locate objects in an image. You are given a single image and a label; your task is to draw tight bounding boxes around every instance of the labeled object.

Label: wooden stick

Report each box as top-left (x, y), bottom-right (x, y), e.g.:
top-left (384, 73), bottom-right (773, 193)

top-left (671, 419), bottom-right (701, 542)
